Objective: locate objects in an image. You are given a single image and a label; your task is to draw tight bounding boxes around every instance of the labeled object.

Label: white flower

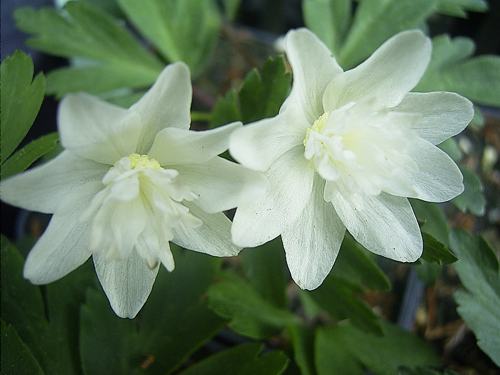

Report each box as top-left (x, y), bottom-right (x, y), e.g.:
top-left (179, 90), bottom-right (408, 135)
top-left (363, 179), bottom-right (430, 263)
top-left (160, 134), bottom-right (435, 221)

top-left (1, 63), bottom-right (262, 318)
top-left (229, 29), bottom-right (473, 290)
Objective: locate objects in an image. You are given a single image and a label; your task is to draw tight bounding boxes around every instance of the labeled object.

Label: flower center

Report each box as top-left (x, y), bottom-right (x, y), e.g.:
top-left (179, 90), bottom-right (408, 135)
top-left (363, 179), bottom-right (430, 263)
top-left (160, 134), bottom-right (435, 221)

top-left (303, 112), bottom-right (355, 182)
top-left (82, 154), bottom-right (201, 270)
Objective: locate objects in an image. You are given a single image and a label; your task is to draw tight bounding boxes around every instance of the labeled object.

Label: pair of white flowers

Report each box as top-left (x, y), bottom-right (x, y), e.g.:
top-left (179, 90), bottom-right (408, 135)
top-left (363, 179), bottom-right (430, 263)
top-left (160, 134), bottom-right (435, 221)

top-left (1, 28), bottom-right (472, 318)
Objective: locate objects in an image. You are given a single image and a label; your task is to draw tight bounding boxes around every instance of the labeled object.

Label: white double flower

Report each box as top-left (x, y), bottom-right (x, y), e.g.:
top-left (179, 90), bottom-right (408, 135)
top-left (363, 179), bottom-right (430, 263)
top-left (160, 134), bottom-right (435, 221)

top-left (1, 63), bottom-right (262, 318)
top-left (230, 29), bottom-right (472, 290)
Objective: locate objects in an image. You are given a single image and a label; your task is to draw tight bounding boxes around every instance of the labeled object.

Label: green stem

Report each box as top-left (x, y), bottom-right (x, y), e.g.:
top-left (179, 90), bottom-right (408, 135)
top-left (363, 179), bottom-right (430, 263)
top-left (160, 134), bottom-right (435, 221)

top-left (191, 111), bottom-right (212, 122)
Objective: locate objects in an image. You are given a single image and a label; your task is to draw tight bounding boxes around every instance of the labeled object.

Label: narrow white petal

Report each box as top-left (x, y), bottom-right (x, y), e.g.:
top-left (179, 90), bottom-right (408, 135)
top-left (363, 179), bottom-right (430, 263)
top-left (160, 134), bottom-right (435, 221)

top-left (282, 178), bottom-right (345, 290)
top-left (231, 146), bottom-right (314, 247)
top-left (0, 151), bottom-right (107, 214)
top-left (172, 203), bottom-right (240, 257)
top-left (93, 251), bottom-right (159, 319)
top-left (59, 94), bottom-right (141, 164)
top-left (382, 137), bottom-right (464, 202)
top-left (390, 92), bottom-right (474, 144)
top-left (229, 113), bottom-right (305, 172)
top-left (329, 189), bottom-right (422, 262)
top-left (131, 63), bottom-right (192, 154)
top-left (284, 28), bottom-right (343, 123)
top-left (174, 156), bottom-right (266, 213)
top-left (323, 30), bottom-right (431, 111)
top-left (149, 122), bottom-right (240, 165)
top-left (23, 206), bottom-right (92, 284)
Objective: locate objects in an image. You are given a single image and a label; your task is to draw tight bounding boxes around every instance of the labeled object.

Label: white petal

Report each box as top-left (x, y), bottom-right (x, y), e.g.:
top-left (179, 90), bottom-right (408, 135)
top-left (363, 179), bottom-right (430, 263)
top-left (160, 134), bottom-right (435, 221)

top-left (329, 188), bottom-right (422, 262)
top-left (390, 92), bottom-right (474, 144)
top-left (172, 203), bottom-right (240, 257)
top-left (231, 146), bottom-right (314, 247)
top-left (23, 205), bottom-right (92, 284)
top-left (93, 250), bottom-right (159, 319)
top-left (59, 94), bottom-right (141, 164)
top-left (323, 30), bottom-right (431, 111)
top-left (229, 113), bottom-right (305, 172)
top-left (174, 156), bottom-right (266, 214)
top-left (149, 122), bottom-right (240, 165)
top-left (0, 151), bottom-right (107, 214)
top-left (131, 63), bottom-right (192, 154)
top-left (382, 137), bottom-right (464, 202)
top-left (281, 178), bottom-right (345, 290)
top-left (284, 28), bottom-right (343, 123)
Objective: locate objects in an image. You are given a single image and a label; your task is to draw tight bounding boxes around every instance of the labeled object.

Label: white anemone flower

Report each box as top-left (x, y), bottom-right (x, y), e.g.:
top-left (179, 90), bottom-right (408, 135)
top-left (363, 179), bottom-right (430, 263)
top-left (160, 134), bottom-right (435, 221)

top-left (230, 29), bottom-right (473, 290)
top-left (1, 63), bottom-right (262, 318)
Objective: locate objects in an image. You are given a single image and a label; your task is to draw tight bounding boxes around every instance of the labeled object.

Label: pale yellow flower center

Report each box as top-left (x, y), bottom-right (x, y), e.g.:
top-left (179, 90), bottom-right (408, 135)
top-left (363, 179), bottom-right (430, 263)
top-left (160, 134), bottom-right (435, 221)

top-left (128, 153), bottom-right (161, 170)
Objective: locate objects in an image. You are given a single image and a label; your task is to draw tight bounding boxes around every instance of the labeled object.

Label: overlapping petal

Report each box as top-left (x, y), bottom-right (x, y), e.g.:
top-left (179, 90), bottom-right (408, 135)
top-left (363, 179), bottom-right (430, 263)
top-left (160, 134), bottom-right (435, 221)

top-left (172, 203), bottom-right (240, 257)
top-left (131, 63), bottom-right (192, 153)
top-left (282, 178), bottom-right (345, 290)
top-left (232, 146), bottom-right (314, 247)
top-left (390, 92), bottom-right (474, 144)
top-left (93, 250), bottom-right (159, 319)
top-left (174, 156), bottom-right (266, 214)
top-left (327, 187), bottom-right (422, 262)
top-left (149, 122), bottom-right (241, 165)
top-left (59, 94), bottom-right (141, 165)
top-left (24, 204), bottom-right (92, 284)
top-left (0, 151), bottom-right (107, 214)
top-left (323, 30), bottom-right (431, 111)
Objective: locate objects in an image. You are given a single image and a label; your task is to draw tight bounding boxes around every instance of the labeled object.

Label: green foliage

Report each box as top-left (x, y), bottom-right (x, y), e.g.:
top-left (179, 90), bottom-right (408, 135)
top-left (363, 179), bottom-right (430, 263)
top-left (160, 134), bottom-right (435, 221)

top-left (450, 230), bottom-right (500, 366)
top-left (303, 0), bottom-right (352, 55)
top-left (411, 200), bottom-right (449, 246)
top-left (416, 35), bottom-right (500, 107)
top-left (80, 247), bottom-right (225, 374)
top-left (241, 239), bottom-right (288, 308)
top-left (287, 325), bottom-right (315, 375)
top-left (315, 322), bottom-right (440, 375)
top-left (1, 235), bottom-right (95, 374)
top-left (1, 133), bottom-right (59, 180)
top-left (178, 343), bottom-right (289, 375)
top-left (436, 0), bottom-right (488, 17)
top-left (207, 272), bottom-right (298, 339)
top-left (337, 0), bottom-right (437, 68)
top-left (452, 166), bottom-right (486, 216)
top-left (421, 233), bottom-right (457, 265)
top-left (15, 2), bottom-right (163, 97)
top-left (210, 56), bottom-right (292, 127)
top-left (334, 235), bottom-right (391, 291)
top-left (117, 0), bottom-right (220, 77)
top-left (0, 51), bottom-right (45, 164)
top-left (0, 320), bottom-right (44, 375)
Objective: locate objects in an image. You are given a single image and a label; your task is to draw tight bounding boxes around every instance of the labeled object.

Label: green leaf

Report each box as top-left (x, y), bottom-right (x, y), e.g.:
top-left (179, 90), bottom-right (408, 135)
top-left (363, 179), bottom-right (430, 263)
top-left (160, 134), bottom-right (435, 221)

top-left (436, 0), bottom-right (488, 17)
top-left (178, 343), bottom-right (289, 375)
top-left (210, 56), bottom-right (292, 127)
top-left (438, 138), bottom-right (462, 162)
top-left (334, 235), bottom-right (391, 291)
top-left (421, 233), bottom-right (457, 265)
top-left (416, 35), bottom-right (500, 107)
top-left (1, 320), bottom-right (44, 375)
top-left (15, 2), bottom-right (163, 96)
top-left (0, 51), bottom-right (45, 163)
top-left (303, 0), bottom-right (352, 55)
top-left (450, 230), bottom-right (500, 366)
top-left (1, 235), bottom-right (93, 374)
top-left (117, 0), bottom-right (220, 77)
top-left (315, 322), bottom-right (439, 375)
top-left (306, 276), bottom-right (383, 335)
top-left (398, 366), bottom-right (459, 375)
top-left (452, 166), bottom-right (485, 216)
top-left (80, 247), bottom-right (225, 374)
top-left (411, 200), bottom-right (449, 246)
top-left (287, 325), bottom-right (315, 375)
top-left (207, 272), bottom-right (298, 339)
top-left (338, 0), bottom-right (437, 68)
top-left (241, 238), bottom-right (288, 308)
top-left (1, 133), bottom-right (59, 180)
